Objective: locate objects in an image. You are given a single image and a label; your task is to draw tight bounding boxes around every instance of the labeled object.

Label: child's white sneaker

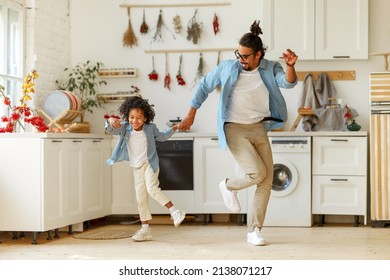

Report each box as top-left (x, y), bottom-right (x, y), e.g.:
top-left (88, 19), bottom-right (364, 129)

top-left (132, 227), bottom-right (152, 242)
top-left (171, 209), bottom-right (186, 227)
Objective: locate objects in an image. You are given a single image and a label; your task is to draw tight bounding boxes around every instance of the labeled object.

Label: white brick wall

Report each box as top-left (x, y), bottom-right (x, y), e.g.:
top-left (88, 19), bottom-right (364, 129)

top-left (25, 0), bottom-right (71, 109)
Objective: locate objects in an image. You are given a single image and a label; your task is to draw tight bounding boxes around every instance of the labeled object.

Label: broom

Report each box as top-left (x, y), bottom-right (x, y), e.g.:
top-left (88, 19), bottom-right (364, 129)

top-left (123, 7), bottom-right (137, 47)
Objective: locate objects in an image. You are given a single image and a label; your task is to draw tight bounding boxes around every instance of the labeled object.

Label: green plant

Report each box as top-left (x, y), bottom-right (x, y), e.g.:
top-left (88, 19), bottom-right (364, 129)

top-left (56, 61), bottom-right (107, 122)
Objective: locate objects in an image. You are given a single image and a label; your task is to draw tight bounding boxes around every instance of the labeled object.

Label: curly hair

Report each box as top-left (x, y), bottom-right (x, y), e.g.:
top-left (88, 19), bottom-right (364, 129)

top-left (239, 20), bottom-right (267, 59)
top-left (118, 95), bottom-right (155, 124)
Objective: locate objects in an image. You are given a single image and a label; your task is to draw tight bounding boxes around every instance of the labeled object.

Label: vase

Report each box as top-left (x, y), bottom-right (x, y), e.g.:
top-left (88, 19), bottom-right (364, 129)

top-left (347, 120), bottom-right (361, 131)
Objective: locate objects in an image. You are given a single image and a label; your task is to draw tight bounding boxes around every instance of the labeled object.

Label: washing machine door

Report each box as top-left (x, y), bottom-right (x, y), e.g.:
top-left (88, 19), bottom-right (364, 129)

top-left (272, 157), bottom-right (298, 197)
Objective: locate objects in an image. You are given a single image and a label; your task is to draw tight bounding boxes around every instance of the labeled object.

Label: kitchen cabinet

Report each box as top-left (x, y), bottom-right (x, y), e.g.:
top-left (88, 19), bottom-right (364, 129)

top-left (312, 135), bottom-right (368, 225)
top-left (110, 139), bottom-right (138, 215)
top-left (261, 0), bottom-right (368, 60)
top-left (194, 137), bottom-right (246, 214)
top-left (0, 134), bottom-right (111, 243)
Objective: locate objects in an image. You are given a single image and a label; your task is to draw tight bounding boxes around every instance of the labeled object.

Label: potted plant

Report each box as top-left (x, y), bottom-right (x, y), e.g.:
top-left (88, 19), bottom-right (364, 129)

top-left (56, 60), bottom-right (107, 123)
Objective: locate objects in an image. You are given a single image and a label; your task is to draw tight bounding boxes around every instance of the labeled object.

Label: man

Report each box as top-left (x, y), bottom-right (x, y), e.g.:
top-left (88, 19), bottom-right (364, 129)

top-left (180, 20), bottom-right (298, 246)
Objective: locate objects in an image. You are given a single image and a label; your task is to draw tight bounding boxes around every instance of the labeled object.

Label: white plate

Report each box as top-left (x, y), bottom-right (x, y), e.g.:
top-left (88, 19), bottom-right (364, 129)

top-left (43, 91), bottom-right (72, 119)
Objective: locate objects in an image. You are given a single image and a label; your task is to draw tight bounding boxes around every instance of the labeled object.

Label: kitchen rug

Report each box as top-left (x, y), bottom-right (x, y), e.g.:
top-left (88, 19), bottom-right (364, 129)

top-left (73, 226), bottom-right (133, 240)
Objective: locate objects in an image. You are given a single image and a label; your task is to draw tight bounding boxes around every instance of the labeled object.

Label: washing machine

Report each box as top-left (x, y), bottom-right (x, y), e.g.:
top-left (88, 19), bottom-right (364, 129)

top-left (263, 136), bottom-right (312, 227)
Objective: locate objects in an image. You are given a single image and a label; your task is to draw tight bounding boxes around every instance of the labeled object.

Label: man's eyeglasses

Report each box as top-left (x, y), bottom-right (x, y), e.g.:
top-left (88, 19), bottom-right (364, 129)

top-left (234, 50), bottom-right (255, 60)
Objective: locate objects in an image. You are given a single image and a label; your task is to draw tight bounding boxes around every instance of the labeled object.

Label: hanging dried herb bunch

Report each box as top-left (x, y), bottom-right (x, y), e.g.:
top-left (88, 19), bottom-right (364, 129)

top-left (140, 9), bottom-right (149, 34)
top-left (147, 56), bottom-right (158, 81)
top-left (152, 9), bottom-right (176, 42)
top-left (176, 55), bottom-right (186, 86)
top-left (164, 53), bottom-right (171, 90)
top-left (187, 9), bottom-right (203, 44)
top-left (192, 53), bottom-right (204, 89)
top-left (172, 14), bottom-right (182, 33)
top-left (123, 7), bottom-right (137, 47)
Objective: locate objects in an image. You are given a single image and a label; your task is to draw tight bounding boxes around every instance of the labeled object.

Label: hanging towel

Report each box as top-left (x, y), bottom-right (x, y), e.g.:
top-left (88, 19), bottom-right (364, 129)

top-left (314, 72), bottom-right (337, 106)
top-left (312, 72), bottom-right (342, 130)
top-left (298, 73), bottom-right (320, 131)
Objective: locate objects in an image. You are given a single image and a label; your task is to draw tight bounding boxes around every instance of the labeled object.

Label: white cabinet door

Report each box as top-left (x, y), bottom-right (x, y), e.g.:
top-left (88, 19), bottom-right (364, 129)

top-left (312, 136), bottom-right (367, 176)
top-left (194, 138), bottom-right (245, 213)
top-left (261, 0), bottom-right (368, 60)
top-left (82, 139), bottom-right (112, 220)
top-left (261, 0), bottom-right (315, 60)
top-left (43, 139), bottom-right (83, 230)
top-left (110, 138), bottom-right (138, 215)
top-left (312, 175), bottom-right (367, 215)
top-left (315, 0), bottom-right (368, 59)
top-left (0, 138), bottom-right (42, 231)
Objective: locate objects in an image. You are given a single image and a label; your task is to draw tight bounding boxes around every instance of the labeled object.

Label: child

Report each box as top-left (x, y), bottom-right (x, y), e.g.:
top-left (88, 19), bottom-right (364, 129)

top-left (105, 95), bottom-right (186, 242)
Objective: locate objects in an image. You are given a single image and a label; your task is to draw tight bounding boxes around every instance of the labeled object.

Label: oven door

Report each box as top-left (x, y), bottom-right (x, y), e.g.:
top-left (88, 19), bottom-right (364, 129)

top-left (156, 139), bottom-right (193, 191)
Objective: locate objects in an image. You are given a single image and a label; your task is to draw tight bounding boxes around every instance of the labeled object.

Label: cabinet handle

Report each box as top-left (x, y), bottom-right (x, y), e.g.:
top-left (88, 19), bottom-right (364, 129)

top-left (51, 140), bottom-right (63, 143)
top-left (330, 178), bottom-right (348, 182)
top-left (330, 139), bottom-right (348, 142)
top-left (211, 137), bottom-right (218, 141)
top-left (73, 140), bottom-right (82, 143)
top-left (93, 140), bottom-right (102, 143)
top-left (332, 56), bottom-right (350, 59)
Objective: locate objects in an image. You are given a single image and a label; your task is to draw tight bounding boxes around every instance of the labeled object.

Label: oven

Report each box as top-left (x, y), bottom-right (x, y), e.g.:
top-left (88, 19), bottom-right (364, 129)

top-left (156, 139), bottom-right (194, 191)
top-left (145, 138), bottom-right (195, 213)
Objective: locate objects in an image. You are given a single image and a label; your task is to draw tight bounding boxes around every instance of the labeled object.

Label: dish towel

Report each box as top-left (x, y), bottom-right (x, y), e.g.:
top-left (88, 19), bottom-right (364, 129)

top-left (298, 73), bottom-right (320, 131)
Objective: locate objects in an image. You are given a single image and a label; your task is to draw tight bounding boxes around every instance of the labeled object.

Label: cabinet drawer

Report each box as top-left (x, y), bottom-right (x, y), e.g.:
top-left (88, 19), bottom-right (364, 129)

top-left (313, 137), bottom-right (367, 175)
top-left (312, 175), bottom-right (367, 215)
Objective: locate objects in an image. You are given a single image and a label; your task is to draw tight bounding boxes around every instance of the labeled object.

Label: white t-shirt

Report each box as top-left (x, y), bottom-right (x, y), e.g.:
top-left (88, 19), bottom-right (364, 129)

top-left (226, 67), bottom-right (270, 124)
top-left (127, 129), bottom-right (148, 168)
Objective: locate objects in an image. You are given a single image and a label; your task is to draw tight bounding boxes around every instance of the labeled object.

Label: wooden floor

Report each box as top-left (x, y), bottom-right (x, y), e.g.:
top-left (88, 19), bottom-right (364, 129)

top-left (1, 215), bottom-right (390, 260)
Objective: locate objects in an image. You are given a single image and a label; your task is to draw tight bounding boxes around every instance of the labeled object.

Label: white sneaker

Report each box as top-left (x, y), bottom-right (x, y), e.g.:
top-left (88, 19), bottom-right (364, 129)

top-left (247, 227), bottom-right (266, 246)
top-left (132, 227), bottom-right (152, 242)
top-left (219, 179), bottom-right (241, 213)
top-left (171, 209), bottom-right (186, 227)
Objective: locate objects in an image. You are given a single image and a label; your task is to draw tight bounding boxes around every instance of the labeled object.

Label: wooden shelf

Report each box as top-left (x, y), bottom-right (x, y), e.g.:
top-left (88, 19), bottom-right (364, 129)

top-left (145, 47), bottom-right (235, 54)
top-left (119, 2), bottom-right (231, 8)
top-left (97, 92), bottom-right (140, 103)
top-left (98, 68), bottom-right (137, 77)
top-left (296, 71), bottom-right (356, 81)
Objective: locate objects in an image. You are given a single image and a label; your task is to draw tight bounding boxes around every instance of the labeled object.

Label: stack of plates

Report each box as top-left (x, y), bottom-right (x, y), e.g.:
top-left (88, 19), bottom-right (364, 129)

top-left (43, 90), bottom-right (80, 119)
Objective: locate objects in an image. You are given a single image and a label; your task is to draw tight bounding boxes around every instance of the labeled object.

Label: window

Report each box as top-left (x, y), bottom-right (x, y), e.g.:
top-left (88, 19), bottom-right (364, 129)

top-left (0, 0), bottom-right (24, 117)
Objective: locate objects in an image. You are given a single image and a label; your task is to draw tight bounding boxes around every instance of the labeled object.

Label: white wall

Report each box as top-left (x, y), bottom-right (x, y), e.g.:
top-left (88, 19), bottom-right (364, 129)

top-left (26, 0), bottom-right (71, 109)
top-left (61, 0), bottom-right (390, 134)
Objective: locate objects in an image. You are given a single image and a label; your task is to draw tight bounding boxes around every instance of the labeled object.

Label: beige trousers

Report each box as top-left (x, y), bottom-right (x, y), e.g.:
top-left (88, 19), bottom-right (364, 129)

top-left (132, 162), bottom-right (170, 222)
top-left (224, 122), bottom-right (274, 231)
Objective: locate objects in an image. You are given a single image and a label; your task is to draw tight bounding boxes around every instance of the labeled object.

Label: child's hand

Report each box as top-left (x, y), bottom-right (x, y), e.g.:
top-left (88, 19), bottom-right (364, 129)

top-left (108, 117), bottom-right (121, 128)
top-left (172, 123), bottom-right (181, 132)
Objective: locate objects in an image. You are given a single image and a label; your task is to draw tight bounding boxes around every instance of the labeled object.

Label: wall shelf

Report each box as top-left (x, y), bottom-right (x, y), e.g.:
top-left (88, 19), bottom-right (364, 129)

top-left (98, 92), bottom-right (139, 103)
top-left (119, 2), bottom-right (231, 8)
top-left (144, 47), bottom-right (235, 54)
top-left (98, 68), bottom-right (137, 78)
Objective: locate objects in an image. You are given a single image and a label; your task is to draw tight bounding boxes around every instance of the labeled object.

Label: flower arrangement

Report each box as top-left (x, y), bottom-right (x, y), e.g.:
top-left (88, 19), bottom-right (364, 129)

top-left (0, 70), bottom-right (49, 133)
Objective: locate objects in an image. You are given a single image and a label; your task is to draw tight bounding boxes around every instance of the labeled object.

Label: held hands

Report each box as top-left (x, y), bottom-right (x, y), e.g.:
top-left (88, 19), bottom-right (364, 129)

top-left (179, 114), bottom-right (195, 131)
top-left (108, 117), bottom-right (122, 129)
top-left (283, 49), bottom-right (298, 67)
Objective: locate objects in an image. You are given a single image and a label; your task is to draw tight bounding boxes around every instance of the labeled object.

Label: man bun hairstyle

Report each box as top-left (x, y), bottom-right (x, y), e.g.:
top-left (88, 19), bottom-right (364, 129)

top-left (239, 20), bottom-right (267, 59)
